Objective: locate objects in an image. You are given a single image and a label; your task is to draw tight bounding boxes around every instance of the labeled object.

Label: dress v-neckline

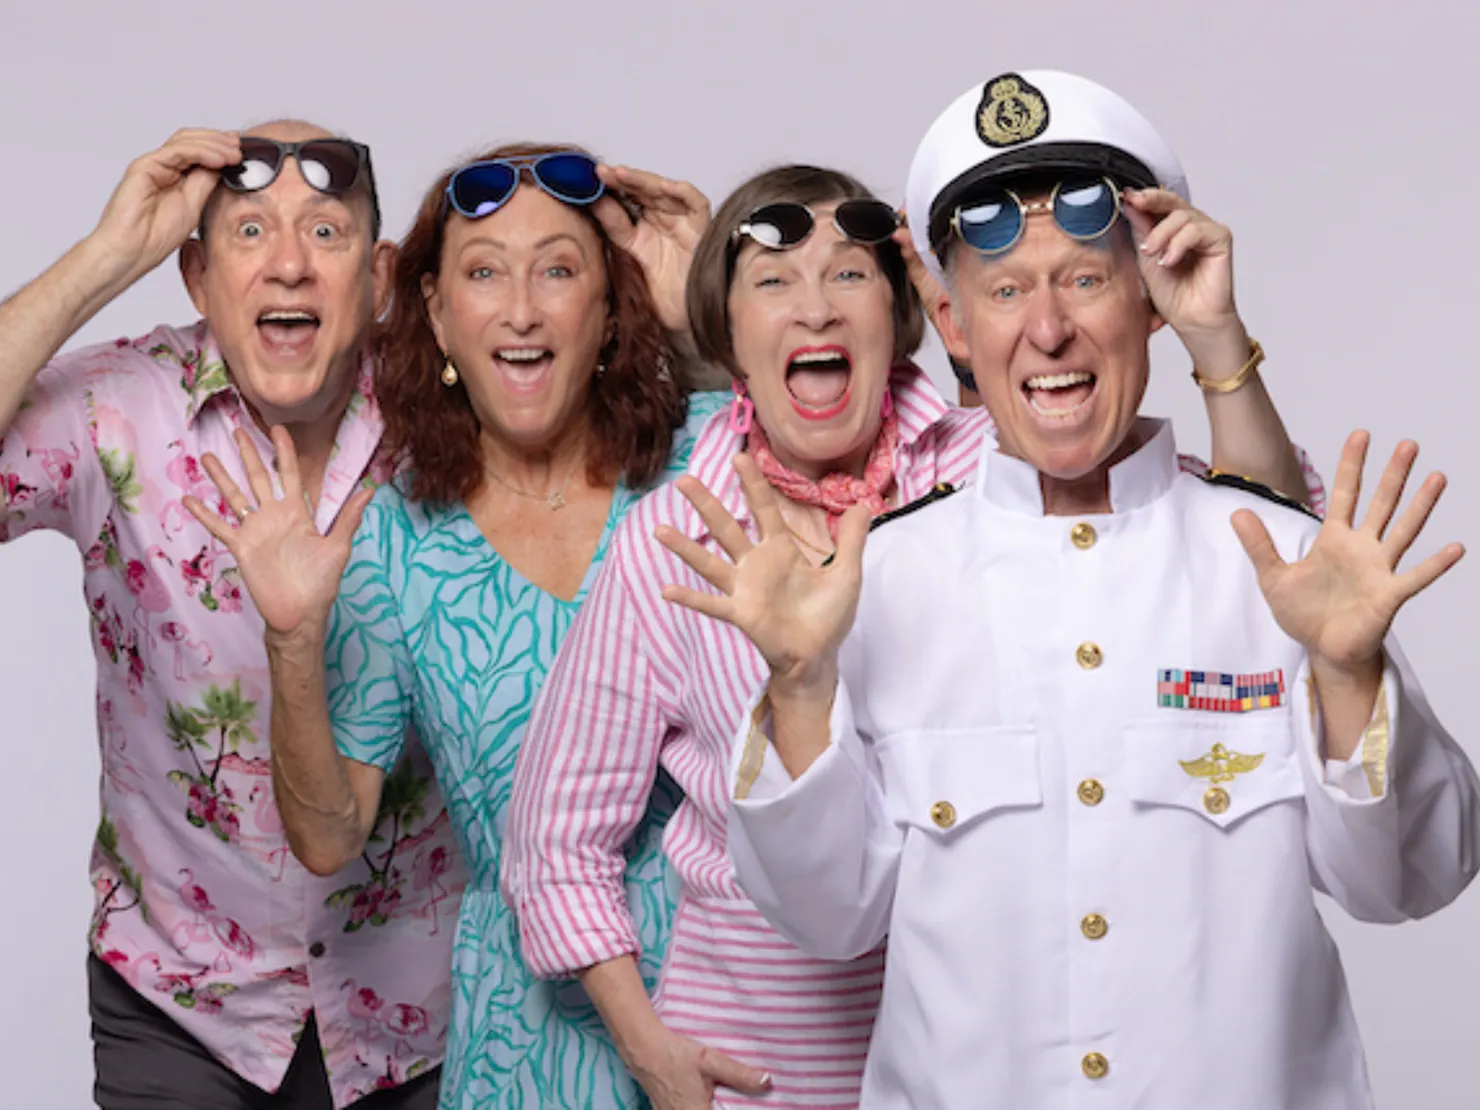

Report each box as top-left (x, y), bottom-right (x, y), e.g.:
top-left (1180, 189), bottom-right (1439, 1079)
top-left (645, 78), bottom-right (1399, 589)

top-left (444, 484), bottom-right (628, 606)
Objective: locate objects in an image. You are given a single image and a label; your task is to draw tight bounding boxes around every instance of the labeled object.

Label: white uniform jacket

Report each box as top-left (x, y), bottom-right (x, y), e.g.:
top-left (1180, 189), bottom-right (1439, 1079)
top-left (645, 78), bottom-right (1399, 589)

top-left (728, 419), bottom-right (1480, 1110)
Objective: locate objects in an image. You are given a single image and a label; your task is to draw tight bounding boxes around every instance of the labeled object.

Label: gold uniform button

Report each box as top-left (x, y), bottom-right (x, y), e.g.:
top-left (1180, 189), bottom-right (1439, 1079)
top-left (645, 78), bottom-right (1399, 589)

top-left (1081, 913), bottom-right (1109, 940)
top-left (1077, 778), bottom-right (1105, 806)
top-left (1076, 642), bottom-right (1103, 669)
top-left (930, 801), bottom-right (957, 829)
top-left (1082, 1053), bottom-right (1110, 1080)
top-left (1070, 522), bottom-right (1097, 550)
top-left (1204, 786), bottom-right (1231, 815)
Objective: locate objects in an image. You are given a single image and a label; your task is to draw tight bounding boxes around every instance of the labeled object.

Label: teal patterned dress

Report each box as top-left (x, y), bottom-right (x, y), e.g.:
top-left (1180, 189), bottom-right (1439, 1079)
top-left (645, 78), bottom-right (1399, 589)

top-left (325, 392), bottom-right (724, 1109)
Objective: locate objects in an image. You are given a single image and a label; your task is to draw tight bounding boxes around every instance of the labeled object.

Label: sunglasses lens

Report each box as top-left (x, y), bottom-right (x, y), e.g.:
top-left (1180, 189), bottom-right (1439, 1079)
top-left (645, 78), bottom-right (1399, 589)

top-left (835, 199), bottom-right (899, 244)
top-left (955, 195), bottom-right (1022, 254)
top-left (1054, 179), bottom-right (1118, 240)
top-left (743, 203), bottom-right (813, 249)
top-left (450, 163), bottom-right (519, 218)
top-left (223, 140), bottom-right (283, 192)
top-left (297, 141), bottom-right (362, 193)
top-left (534, 153), bottom-right (604, 204)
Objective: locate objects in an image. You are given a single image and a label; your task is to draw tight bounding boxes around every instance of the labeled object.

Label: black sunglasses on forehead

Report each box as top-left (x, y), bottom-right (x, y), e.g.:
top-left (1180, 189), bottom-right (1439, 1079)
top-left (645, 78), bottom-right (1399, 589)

top-left (220, 137), bottom-right (382, 238)
top-left (726, 199), bottom-right (900, 275)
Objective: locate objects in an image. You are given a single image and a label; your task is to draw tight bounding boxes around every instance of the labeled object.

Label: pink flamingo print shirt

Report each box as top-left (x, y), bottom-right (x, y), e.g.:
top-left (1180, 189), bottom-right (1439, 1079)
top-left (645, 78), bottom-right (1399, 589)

top-left (0, 322), bottom-right (465, 1106)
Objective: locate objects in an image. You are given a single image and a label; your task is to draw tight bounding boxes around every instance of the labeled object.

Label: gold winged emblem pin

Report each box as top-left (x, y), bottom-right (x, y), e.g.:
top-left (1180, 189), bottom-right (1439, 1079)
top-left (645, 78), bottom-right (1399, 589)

top-left (1179, 742), bottom-right (1265, 784)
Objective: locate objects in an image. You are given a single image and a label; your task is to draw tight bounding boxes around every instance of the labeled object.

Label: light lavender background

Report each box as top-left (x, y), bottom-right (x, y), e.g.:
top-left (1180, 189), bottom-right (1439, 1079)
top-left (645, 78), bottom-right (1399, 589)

top-left (2, 1), bottom-right (1476, 1105)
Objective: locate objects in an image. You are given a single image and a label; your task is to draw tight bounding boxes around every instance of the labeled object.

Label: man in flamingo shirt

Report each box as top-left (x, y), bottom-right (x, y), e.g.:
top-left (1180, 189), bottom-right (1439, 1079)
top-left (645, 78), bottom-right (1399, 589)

top-left (0, 122), bottom-right (461, 1108)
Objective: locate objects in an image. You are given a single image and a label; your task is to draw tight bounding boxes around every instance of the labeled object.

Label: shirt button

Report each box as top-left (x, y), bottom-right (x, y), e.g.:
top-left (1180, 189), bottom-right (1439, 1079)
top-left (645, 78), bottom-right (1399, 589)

top-left (309, 942), bottom-right (326, 958)
top-left (1081, 913), bottom-right (1109, 940)
top-left (930, 801), bottom-right (957, 829)
top-left (1070, 522), bottom-right (1097, 550)
top-left (1082, 1052), bottom-right (1110, 1080)
top-left (1077, 779), bottom-right (1105, 806)
top-left (1076, 642), bottom-right (1103, 669)
top-left (1204, 786), bottom-right (1231, 815)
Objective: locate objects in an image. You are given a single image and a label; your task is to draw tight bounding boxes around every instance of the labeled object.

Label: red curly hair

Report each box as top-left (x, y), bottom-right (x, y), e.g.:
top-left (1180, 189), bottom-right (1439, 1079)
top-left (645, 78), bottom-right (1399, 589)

top-left (373, 142), bottom-right (688, 505)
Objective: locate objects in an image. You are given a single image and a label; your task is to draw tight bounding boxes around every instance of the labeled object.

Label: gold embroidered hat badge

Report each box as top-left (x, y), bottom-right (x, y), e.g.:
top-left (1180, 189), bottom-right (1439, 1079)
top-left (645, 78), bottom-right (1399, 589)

top-left (976, 73), bottom-right (1051, 148)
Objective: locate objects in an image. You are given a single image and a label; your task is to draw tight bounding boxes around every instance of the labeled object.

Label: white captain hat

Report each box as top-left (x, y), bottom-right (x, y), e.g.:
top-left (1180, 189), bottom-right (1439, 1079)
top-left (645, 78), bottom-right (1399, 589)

top-left (905, 70), bottom-right (1189, 279)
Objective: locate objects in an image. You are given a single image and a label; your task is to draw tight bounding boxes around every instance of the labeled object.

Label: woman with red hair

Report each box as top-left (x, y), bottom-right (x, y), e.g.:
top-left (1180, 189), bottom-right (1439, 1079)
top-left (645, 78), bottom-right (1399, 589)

top-left (187, 143), bottom-right (736, 1108)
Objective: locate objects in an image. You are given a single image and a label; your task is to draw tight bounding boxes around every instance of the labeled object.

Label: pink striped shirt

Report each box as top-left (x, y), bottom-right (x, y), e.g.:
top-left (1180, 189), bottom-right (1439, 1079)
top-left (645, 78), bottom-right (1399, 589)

top-left (504, 363), bottom-right (1325, 1108)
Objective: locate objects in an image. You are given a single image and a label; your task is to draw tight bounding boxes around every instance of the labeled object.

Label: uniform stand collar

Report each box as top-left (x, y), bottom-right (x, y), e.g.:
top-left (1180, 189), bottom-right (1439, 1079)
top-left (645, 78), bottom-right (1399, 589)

top-left (974, 417), bottom-right (1178, 516)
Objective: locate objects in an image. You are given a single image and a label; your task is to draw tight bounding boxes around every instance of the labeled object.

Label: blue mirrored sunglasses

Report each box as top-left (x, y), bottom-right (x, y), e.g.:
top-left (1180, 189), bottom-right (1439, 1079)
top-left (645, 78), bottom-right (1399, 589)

top-left (443, 152), bottom-right (605, 220)
top-left (952, 177), bottom-right (1123, 256)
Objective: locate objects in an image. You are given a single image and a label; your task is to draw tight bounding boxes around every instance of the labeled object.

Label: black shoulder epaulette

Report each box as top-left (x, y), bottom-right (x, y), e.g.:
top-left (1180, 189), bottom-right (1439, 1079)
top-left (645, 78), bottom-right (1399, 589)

top-left (1200, 470), bottom-right (1319, 521)
top-left (820, 483), bottom-right (960, 566)
top-left (869, 482), bottom-right (959, 531)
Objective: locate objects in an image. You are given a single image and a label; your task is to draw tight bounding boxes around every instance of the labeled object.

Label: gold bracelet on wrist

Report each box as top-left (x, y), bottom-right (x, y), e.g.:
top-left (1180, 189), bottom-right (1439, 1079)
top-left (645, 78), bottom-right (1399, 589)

top-left (1192, 338), bottom-right (1264, 395)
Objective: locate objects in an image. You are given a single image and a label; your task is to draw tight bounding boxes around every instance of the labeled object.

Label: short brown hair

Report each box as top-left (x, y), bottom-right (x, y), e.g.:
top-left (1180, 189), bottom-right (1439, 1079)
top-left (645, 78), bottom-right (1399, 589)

top-left (373, 142), bottom-right (689, 505)
top-left (686, 165), bottom-right (925, 378)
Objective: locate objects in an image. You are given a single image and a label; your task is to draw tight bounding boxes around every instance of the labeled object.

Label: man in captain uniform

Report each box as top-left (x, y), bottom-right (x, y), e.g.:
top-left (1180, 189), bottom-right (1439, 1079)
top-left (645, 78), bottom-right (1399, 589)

top-left (654, 70), bottom-right (1480, 1109)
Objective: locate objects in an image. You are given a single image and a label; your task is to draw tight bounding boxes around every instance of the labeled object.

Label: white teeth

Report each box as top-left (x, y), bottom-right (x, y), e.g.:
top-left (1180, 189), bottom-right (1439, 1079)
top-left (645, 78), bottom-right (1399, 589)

top-left (497, 348), bottom-right (549, 362)
top-left (1025, 371), bottom-right (1093, 391)
top-left (259, 311), bottom-right (317, 324)
top-left (790, 351), bottom-right (849, 366)
top-left (1028, 392), bottom-right (1093, 417)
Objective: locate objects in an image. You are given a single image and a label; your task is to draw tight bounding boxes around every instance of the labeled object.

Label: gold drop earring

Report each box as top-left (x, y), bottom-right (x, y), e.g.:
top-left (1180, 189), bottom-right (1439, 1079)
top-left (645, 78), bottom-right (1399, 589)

top-left (440, 355), bottom-right (459, 387)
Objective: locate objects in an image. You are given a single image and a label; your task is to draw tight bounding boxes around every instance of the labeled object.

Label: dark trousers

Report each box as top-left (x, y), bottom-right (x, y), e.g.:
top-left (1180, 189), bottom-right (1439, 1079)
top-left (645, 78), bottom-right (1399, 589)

top-left (89, 954), bottom-right (441, 1110)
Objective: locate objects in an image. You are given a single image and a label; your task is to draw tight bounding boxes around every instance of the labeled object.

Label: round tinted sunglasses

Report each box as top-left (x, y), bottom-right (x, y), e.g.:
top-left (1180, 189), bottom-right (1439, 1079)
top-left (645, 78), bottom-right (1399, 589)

top-left (443, 152), bottom-right (605, 220)
top-left (731, 199), bottom-right (900, 253)
top-left (951, 177), bottom-right (1123, 256)
top-left (222, 138), bottom-right (371, 196)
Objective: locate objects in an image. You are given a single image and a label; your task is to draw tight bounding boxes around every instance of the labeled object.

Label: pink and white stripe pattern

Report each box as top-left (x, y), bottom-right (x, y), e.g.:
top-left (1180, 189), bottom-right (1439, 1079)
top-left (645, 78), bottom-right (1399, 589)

top-left (506, 365), bottom-right (978, 1106)
top-left (505, 363), bottom-right (1327, 1107)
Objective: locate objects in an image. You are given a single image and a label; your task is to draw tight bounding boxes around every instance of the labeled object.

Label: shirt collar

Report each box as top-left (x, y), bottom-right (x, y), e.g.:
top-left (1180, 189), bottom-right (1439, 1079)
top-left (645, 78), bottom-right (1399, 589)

top-left (684, 360), bottom-right (951, 539)
top-left (156, 320), bottom-right (234, 423)
top-left (973, 416), bottom-right (1179, 516)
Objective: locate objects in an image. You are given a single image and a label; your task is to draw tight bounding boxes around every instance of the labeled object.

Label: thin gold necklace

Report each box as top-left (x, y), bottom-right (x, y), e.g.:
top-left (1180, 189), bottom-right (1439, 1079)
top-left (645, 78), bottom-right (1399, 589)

top-left (786, 526), bottom-right (836, 561)
top-left (484, 454), bottom-right (581, 511)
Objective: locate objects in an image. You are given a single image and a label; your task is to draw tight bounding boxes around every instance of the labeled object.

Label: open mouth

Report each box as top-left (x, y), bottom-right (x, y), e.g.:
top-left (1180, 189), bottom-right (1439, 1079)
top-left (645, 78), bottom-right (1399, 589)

top-left (1023, 371), bottom-right (1097, 418)
top-left (256, 309), bottom-right (321, 354)
top-left (494, 346), bottom-right (554, 390)
top-left (785, 346), bottom-right (853, 421)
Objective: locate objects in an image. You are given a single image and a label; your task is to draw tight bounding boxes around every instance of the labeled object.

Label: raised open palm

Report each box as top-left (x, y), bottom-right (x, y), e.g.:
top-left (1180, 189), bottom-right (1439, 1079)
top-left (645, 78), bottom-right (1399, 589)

top-left (656, 454), bottom-right (870, 692)
top-left (1231, 430), bottom-right (1465, 669)
top-left (184, 426), bottom-right (373, 637)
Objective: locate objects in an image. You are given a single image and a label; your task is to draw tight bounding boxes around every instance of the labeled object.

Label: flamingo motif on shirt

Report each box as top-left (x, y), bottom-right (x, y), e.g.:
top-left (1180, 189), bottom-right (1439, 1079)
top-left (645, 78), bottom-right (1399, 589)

top-left (173, 867), bottom-right (257, 968)
top-left (160, 438), bottom-right (222, 533)
top-left (339, 978), bottom-right (444, 1058)
top-left (245, 779), bottom-right (291, 882)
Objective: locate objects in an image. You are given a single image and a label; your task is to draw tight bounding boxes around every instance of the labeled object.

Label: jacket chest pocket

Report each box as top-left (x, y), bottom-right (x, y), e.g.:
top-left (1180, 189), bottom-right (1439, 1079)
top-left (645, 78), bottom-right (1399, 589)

top-left (1123, 715), bottom-right (1303, 829)
top-left (877, 725), bottom-right (1042, 837)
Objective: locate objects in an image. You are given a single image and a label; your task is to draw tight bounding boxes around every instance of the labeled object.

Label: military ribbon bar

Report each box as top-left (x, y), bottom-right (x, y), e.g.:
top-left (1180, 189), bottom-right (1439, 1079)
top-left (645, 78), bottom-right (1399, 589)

top-left (1157, 668), bottom-right (1285, 712)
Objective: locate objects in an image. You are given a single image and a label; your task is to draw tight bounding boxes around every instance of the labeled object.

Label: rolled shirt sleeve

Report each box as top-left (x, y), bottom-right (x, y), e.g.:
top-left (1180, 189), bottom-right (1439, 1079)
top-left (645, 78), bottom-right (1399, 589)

top-left (502, 535), bottom-right (672, 979)
top-left (1298, 638), bottom-right (1480, 923)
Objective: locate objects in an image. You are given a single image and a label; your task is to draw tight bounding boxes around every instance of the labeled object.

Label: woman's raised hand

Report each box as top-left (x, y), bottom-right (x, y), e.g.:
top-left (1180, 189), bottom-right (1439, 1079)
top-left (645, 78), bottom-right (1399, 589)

top-left (594, 163), bottom-right (711, 334)
top-left (656, 454), bottom-right (869, 697)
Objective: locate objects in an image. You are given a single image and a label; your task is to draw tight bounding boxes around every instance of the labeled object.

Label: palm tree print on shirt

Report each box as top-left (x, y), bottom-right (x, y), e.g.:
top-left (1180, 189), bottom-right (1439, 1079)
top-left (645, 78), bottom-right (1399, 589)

top-left (325, 758), bottom-right (432, 932)
top-left (165, 680), bottom-right (259, 843)
top-left (91, 811), bottom-right (149, 950)
top-left (98, 446), bottom-right (143, 514)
